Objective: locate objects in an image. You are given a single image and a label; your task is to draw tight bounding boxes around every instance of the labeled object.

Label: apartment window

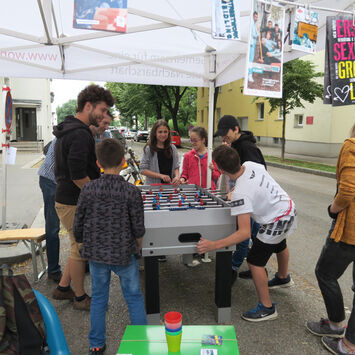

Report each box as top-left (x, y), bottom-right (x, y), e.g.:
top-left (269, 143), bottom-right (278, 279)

top-left (278, 105), bottom-right (283, 120)
top-left (201, 109), bottom-right (204, 123)
top-left (273, 137), bottom-right (280, 144)
top-left (257, 103), bottom-right (264, 120)
top-left (294, 114), bottom-right (303, 127)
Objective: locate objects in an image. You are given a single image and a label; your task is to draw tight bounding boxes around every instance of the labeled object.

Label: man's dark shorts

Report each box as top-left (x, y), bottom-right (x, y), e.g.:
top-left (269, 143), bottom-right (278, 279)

top-left (247, 238), bottom-right (287, 267)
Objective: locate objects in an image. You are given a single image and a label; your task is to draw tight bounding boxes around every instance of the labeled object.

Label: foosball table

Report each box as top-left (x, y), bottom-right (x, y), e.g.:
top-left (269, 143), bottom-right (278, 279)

top-left (139, 184), bottom-right (236, 324)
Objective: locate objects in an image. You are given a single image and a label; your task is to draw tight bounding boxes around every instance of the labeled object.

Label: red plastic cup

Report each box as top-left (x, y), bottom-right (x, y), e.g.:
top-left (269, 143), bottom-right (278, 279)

top-left (165, 321), bottom-right (182, 330)
top-left (164, 311), bottom-right (182, 325)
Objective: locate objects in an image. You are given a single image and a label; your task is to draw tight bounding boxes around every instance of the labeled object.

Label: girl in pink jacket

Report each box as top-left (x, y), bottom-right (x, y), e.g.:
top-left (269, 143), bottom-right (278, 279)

top-left (180, 127), bottom-right (221, 189)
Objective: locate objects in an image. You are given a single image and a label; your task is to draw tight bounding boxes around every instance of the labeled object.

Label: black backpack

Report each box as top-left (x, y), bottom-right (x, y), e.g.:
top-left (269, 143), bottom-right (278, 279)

top-left (0, 265), bottom-right (48, 354)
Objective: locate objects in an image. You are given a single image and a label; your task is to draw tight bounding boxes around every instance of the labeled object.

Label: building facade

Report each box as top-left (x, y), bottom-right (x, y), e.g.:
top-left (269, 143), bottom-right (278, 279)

top-left (0, 77), bottom-right (54, 150)
top-left (197, 52), bottom-right (355, 158)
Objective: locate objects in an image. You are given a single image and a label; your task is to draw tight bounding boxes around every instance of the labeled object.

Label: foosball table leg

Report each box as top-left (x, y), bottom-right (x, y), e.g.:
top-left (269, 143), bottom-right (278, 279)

top-left (144, 256), bottom-right (161, 325)
top-left (215, 251), bottom-right (232, 324)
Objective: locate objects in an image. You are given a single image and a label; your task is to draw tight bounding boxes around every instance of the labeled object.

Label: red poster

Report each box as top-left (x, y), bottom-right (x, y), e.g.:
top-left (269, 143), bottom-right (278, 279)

top-left (306, 116), bottom-right (313, 125)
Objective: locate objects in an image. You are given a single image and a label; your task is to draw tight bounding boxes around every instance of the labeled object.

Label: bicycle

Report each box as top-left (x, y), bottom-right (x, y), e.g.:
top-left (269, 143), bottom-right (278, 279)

top-left (120, 147), bottom-right (144, 186)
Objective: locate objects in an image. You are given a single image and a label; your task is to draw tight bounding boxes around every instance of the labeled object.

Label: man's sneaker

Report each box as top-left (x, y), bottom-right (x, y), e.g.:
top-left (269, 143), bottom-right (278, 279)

top-left (322, 337), bottom-right (355, 355)
top-left (73, 295), bottom-right (91, 311)
top-left (89, 344), bottom-right (106, 354)
top-left (268, 273), bottom-right (294, 289)
top-left (241, 302), bottom-right (278, 322)
top-left (52, 287), bottom-right (75, 301)
top-left (306, 319), bottom-right (345, 338)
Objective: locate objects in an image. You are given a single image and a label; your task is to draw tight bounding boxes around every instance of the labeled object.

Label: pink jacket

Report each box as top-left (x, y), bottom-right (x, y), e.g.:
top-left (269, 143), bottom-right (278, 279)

top-left (181, 149), bottom-right (221, 189)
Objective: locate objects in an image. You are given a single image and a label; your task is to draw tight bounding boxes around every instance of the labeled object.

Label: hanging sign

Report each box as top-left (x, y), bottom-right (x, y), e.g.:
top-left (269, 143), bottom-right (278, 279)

top-left (212, 0), bottom-right (241, 40)
top-left (5, 90), bottom-right (12, 130)
top-left (324, 16), bottom-right (355, 106)
top-left (73, 0), bottom-right (127, 33)
top-left (244, 0), bottom-right (285, 98)
top-left (292, 6), bottom-right (319, 54)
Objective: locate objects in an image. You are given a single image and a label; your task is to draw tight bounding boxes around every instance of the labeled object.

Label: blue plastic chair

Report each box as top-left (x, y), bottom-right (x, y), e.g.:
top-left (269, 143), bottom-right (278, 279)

top-left (34, 289), bottom-right (71, 355)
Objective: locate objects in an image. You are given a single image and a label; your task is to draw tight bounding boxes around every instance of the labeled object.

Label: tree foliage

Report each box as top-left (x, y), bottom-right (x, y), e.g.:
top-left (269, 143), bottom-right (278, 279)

top-left (105, 82), bottom-right (196, 135)
top-left (56, 99), bottom-right (77, 124)
top-left (265, 59), bottom-right (323, 160)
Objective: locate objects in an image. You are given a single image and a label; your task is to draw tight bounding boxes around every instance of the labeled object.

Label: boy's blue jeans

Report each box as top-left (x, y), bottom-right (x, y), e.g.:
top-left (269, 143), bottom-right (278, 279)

top-left (89, 256), bottom-right (147, 347)
top-left (232, 219), bottom-right (260, 271)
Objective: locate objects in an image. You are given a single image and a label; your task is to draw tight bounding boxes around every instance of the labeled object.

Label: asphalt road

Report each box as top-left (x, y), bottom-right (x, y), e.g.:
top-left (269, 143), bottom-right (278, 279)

top-left (4, 144), bottom-right (353, 354)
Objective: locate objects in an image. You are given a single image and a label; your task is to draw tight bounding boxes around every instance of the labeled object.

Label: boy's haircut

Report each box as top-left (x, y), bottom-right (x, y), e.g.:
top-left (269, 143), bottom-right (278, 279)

top-left (76, 84), bottom-right (114, 113)
top-left (96, 138), bottom-right (124, 169)
top-left (212, 145), bottom-right (241, 174)
top-left (191, 126), bottom-right (208, 146)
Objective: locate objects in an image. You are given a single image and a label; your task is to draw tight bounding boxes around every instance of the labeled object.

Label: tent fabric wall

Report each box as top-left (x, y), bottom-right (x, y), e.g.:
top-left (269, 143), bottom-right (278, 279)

top-left (0, 0), bottom-right (354, 87)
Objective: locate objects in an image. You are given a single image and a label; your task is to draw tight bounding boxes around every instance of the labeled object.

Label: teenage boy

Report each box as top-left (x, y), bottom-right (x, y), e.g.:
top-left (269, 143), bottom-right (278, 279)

top-left (53, 84), bottom-right (114, 310)
top-left (74, 138), bottom-right (147, 354)
top-left (214, 115), bottom-right (266, 283)
top-left (197, 145), bottom-right (296, 322)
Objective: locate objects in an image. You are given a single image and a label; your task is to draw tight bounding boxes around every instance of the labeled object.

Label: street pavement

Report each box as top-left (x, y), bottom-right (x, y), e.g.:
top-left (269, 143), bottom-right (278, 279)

top-left (0, 146), bottom-right (348, 355)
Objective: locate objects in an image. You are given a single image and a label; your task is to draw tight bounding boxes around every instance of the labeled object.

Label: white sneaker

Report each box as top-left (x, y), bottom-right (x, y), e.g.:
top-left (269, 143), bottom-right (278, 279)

top-left (248, 74), bottom-right (254, 82)
top-left (187, 259), bottom-right (200, 268)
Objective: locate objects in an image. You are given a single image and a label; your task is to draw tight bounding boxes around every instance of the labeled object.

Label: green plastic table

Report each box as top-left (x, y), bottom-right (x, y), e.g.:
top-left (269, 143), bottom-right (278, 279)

top-left (117, 325), bottom-right (239, 354)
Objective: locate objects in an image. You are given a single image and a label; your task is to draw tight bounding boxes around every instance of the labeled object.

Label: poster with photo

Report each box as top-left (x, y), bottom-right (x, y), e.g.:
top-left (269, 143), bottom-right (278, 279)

top-left (244, 0), bottom-right (285, 98)
top-left (323, 16), bottom-right (355, 106)
top-left (292, 6), bottom-right (319, 54)
top-left (212, 0), bottom-right (241, 40)
top-left (73, 0), bottom-right (127, 33)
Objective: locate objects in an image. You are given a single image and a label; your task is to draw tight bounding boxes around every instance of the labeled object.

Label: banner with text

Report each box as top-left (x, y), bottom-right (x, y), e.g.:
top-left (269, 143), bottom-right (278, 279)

top-left (73, 0), bottom-right (127, 33)
top-left (212, 0), bottom-right (241, 40)
top-left (244, 0), bottom-right (284, 98)
top-left (324, 16), bottom-right (355, 106)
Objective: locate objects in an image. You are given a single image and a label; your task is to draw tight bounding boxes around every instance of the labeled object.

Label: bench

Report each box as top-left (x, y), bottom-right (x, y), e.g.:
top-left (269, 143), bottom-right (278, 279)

top-left (0, 228), bottom-right (47, 282)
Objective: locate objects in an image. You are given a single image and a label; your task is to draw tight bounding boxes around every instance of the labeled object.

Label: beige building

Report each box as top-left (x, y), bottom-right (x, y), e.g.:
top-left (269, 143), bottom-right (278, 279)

top-left (0, 77), bottom-right (54, 150)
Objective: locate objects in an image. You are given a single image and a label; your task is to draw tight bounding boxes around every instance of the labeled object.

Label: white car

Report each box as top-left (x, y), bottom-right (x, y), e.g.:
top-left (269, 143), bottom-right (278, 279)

top-left (124, 130), bottom-right (135, 139)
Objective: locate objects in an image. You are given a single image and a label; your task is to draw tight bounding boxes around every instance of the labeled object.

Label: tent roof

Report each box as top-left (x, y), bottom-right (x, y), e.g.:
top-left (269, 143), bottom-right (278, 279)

top-left (0, 0), bottom-right (354, 87)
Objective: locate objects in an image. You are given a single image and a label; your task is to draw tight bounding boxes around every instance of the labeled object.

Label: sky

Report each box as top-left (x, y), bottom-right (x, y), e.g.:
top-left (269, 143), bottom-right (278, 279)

top-left (51, 79), bottom-right (106, 111)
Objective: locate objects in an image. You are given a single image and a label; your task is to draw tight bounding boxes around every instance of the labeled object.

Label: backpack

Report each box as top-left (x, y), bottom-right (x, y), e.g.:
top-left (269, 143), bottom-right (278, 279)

top-left (0, 265), bottom-right (48, 354)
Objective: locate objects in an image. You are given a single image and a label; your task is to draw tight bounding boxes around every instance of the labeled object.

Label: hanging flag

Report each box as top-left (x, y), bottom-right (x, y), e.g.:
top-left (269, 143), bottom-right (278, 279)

top-left (324, 16), bottom-right (355, 106)
top-left (292, 6), bottom-right (319, 54)
top-left (212, 0), bottom-right (241, 40)
top-left (73, 0), bottom-right (127, 33)
top-left (244, 0), bottom-right (285, 98)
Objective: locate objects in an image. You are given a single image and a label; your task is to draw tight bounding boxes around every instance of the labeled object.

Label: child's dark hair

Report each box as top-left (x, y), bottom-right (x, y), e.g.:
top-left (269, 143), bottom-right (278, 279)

top-left (76, 84), bottom-right (114, 113)
top-left (96, 138), bottom-right (124, 169)
top-left (145, 119), bottom-right (172, 157)
top-left (212, 145), bottom-right (241, 174)
top-left (191, 126), bottom-right (208, 146)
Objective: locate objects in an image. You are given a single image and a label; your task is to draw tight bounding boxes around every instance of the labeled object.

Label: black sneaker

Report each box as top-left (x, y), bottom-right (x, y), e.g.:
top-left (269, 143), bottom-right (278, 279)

top-left (321, 337), bottom-right (355, 354)
top-left (89, 344), bottom-right (106, 354)
top-left (306, 318), bottom-right (345, 338)
top-left (268, 273), bottom-right (294, 289)
top-left (239, 268), bottom-right (268, 279)
top-left (241, 302), bottom-right (277, 322)
top-left (48, 271), bottom-right (62, 283)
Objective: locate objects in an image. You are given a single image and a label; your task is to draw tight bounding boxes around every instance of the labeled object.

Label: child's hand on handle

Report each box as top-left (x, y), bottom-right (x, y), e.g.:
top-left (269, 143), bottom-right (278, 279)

top-left (197, 237), bottom-right (216, 254)
top-left (208, 162), bottom-right (215, 171)
top-left (160, 174), bottom-right (171, 183)
top-left (180, 177), bottom-right (187, 184)
top-left (171, 176), bottom-right (181, 186)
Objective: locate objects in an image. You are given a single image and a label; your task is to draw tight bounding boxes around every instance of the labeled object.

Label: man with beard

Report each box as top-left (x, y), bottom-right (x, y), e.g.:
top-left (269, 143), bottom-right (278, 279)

top-left (52, 84), bottom-right (114, 310)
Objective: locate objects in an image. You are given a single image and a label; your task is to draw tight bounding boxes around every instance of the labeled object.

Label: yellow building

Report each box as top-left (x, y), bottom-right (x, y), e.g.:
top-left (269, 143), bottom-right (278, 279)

top-left (197, 51), bottom-right (355, 157)
top-left (197, 79), bottom-right (283, 146)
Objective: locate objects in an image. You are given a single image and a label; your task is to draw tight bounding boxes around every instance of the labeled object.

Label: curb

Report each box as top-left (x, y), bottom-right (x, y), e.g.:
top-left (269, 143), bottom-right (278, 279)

top-left (266, 161), bottom-right (336, 179)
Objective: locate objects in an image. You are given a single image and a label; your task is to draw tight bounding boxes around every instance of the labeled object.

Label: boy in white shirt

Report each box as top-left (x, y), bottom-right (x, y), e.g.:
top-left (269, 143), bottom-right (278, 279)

top-left (197, 145), bottom-right (297, 322)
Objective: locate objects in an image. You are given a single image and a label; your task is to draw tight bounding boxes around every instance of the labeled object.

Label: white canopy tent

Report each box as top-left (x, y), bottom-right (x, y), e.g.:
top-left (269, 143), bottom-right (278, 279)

top-left (1, 0), bottom-right (354, 185)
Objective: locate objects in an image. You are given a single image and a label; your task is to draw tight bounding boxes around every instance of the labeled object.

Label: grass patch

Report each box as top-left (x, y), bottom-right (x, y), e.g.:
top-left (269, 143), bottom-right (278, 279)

top-left (264, 155), bottom-right (336, 173)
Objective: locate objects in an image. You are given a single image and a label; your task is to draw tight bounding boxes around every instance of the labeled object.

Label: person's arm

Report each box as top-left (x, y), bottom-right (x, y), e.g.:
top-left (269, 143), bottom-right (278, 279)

top-left (73, 176), bottom-right (90, 189)
top-left (129, 188), bottom-right (146, 239)
top-left (197, 213), bottom-right (251, 254)
top-left (137, 237), bottom-right (143, 251)
top-left (211, 160), bottom-right (221, 181)
top-left (171, 168), bottom-right (180, 186)
top-left (73, 186), bottom-right (88, 243)
top-left (180, 153), bottom-right (189, 183)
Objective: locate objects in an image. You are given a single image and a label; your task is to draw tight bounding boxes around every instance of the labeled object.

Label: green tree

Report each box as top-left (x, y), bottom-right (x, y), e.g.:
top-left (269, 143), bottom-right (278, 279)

top-left (264, 59), bottom-right (323, 160)
top-left (56, 99), bottom-right (76, 124)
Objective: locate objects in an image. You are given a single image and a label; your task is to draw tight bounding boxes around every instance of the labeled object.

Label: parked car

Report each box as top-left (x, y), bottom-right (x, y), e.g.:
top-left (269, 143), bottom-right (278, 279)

top-left (124, 130), bottom-right (135, 139)
top-left (134, 130), bottom-right (149, 142)
top-left (170, 130), bottom-right (181, 147)
top-left (110, 129), bottom-right (127, 150)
